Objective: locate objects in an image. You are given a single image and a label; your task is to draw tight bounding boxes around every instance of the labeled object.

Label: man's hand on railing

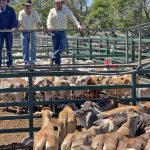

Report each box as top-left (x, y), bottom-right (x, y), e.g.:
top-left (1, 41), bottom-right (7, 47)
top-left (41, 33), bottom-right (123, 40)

top-left (77, 25), bottom-right (82, 30)
top-left (48, 27), bottom-right (53, 32)
top-left (18, 27), bottom-right (24, 31)
top-left (40, 26), bottom-right (44, 31)
top-left (12, 28), bottom-right (17, 32)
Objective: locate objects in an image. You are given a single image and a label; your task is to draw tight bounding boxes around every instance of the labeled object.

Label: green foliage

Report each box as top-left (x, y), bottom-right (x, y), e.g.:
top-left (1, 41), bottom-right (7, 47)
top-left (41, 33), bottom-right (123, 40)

top-left (10, 0), bottom-right (150, 35)
top-left (86, 0), bottom-right (150, 29)
top-left (85, 0), bottom-right (115, 30)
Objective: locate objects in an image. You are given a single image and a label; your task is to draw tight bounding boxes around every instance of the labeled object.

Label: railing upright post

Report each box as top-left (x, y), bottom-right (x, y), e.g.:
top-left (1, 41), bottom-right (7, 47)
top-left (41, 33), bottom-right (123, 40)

top-left (66, 39), bottom-right (69, 55)
top-left (28, 73), bottom-right (34, 138)
top-left (106, 34), bottom-right (109, 55)
top-left (131, 38), bottom-right (135, 62)
top-left (138, 29), bottom-right (142, 67)
top-left (126, 30), bottom-right (129, 63)
top-left (72, 53), bottom-right (75, 64)
top-left (46, 36), bottom-right (48, 47)
top-left (76, 37), bottom-right (79, 60)
top-left (132, 72), bottom-right (137, 106)
top-left (89, 37), bottom-right (92, 60)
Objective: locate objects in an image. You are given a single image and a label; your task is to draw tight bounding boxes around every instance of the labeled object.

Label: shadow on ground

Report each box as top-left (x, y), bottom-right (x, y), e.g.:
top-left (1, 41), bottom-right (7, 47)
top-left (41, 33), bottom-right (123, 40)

top-left (0, 143), bottom-right (32, 150)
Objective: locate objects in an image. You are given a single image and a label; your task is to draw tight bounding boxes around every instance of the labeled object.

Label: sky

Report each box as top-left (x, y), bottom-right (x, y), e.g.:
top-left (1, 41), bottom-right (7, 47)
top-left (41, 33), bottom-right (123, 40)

top-left (87, 0), bottom-right (92, 6)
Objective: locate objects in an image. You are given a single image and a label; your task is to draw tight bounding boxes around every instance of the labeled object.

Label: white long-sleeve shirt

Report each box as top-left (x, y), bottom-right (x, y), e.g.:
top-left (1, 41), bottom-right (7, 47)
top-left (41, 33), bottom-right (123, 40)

top-left (18, 9), bottom-right (42, 30)
top-left (47, 5), bottom-right (80, 30)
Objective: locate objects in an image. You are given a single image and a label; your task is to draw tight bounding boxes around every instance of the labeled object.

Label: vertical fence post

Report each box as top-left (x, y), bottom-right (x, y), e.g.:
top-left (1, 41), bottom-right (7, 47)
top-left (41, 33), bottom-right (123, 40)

top-left (46, 36), bottom-right (48, 47)
top-left (28, 73), bottom-right (34, 138)
top-left (66, 39), bottom-right (69, 55)
top-left (126, 30), bottom-right (129, 63)
top-left (131, 38), bottom-right (135, 62)
top-left (76, 37), bottom-right (79, 59)
top-left (106, 34), bottom-right (109, 55)
top-left (72, 53), bottom-right (75, 65)
top-left (138, 29), bottom-right (142, 67)
top-left (89, 37), bottom-right (92, 60)
top-left (132, 72), bottom-right (137, 106)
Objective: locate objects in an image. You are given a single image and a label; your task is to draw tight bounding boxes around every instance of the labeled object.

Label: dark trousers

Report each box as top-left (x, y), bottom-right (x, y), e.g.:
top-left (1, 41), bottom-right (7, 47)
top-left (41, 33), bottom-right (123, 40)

top-left (51, 31), bottom-right (67, 65)
top-left (0, 32), bottom-right (12, 65)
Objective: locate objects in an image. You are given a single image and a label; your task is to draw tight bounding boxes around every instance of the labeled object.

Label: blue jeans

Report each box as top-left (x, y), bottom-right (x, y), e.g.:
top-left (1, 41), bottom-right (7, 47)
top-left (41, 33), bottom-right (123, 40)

top-left (0, 32), bottom-right (12, 66)
top-left (22, 32), bottom-right (36, 63)
top-left (51, 31), bottom-right (67, 64)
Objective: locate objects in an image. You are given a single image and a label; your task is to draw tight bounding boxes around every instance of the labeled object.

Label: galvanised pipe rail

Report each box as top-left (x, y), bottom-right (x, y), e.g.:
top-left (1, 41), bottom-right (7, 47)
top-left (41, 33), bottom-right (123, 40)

top-left (10, 54), bottom-right (125, 60)
top-left (0, 88), bottom-right (27, 93)
top-left (0, 70), bottom-right (149, 136)
top-left (2, 33), bottom-right (149, 65)
top-left (0, 21), bottom-right (150, 33)
top-left (0, 102), bottom-right (28, 107)
top-left (33, 84), bottom-right (132, 92)
top-left (0, 115), bottom-right (30, 120)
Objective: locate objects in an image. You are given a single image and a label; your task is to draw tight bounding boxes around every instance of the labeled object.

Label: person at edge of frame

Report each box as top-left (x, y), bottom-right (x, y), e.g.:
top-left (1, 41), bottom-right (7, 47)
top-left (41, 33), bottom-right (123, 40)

top-left (47, 0), bottom-right (82, 70)
top-left (0, 0), bottom-right (18, 68)
top-left (18, 0), bottom-right (44, 68)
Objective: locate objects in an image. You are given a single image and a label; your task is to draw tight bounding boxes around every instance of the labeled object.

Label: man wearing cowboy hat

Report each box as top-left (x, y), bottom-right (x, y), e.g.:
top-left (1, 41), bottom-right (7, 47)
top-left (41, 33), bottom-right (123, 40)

top-left (0, 0), bottom-right (18, 68)
top-left (47, 0), bottom-right (81, 68)
top-left (18, 0), bottom-right (44, 67)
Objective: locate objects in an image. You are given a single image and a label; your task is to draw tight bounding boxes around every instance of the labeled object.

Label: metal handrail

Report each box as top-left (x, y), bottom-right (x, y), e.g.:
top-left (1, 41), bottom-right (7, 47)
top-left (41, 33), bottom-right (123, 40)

top-left (0, 21), bottom-right (150, 33)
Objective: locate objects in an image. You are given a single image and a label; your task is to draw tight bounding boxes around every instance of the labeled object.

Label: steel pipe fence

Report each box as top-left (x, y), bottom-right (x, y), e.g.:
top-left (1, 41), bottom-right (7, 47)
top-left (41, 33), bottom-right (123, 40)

top-left (0, 26), bottom-right (149, 138)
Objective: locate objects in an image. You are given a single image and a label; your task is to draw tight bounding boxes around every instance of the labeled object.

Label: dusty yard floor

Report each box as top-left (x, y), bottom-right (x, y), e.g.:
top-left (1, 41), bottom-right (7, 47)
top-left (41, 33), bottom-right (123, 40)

top-left (0, 110), bottom-right (58, 149)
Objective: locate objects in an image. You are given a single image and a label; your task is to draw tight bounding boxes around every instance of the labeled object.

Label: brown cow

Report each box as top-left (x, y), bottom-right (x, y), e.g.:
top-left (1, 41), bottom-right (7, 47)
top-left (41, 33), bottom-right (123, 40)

top-left (33, 107), bottom-right (58, 150)
top-left (61, 117), bottom-right (118, 150)
top-left (57, 104), bottom-right (77, 147)
top-left (91, 109), bottom-right (141, 150)
top-left (117, 132), bottom-right (150, 150)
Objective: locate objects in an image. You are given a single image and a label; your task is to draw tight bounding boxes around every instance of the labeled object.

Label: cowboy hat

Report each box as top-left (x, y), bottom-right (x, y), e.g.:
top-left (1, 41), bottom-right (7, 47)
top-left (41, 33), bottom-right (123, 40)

top-left (22, 0), bottom-right (33, 6)
top-left (54, 0), bottom-right (64, 2)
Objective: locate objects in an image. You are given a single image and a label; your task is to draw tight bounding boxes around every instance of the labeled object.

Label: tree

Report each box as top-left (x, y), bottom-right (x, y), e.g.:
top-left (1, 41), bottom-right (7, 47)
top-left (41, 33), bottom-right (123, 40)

top-left (84, 0), bottom-right (114, 35)
top-left (84, 0), bottom-right (150, 36)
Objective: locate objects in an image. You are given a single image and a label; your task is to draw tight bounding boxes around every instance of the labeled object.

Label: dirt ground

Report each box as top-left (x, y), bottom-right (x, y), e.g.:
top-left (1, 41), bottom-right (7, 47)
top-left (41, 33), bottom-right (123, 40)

top-left (0, 110), bottom-right (58, 150)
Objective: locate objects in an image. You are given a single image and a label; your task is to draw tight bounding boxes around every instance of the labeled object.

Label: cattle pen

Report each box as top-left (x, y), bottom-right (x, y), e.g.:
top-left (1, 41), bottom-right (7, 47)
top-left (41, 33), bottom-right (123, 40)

top-left (0, 23), bottom-right (150, 148)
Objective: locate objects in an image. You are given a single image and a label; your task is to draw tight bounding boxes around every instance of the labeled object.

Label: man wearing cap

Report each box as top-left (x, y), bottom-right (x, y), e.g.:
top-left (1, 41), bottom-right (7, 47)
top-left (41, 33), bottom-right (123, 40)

top-left (18, 0), bottom-right (44, 67)
top-left (47, 0), bottom-right (81, 67)
top-left (0, 0), bottom-right (18, 68)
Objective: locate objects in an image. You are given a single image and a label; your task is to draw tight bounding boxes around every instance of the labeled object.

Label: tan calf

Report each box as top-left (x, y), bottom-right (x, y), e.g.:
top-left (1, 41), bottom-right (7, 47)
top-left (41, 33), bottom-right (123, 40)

top-left (139, 102), bottom-right (150, 114)
top-left (53, 79), bottom-right (71, 99)
top-left (116, 132), bottom-right (150, 150)
top-left (0, 78), bottom-right (28, 114)
top-left (100, 105), bottom-right (140, 118)
top-left (57, 105), bottom-right (77, 147)
top-left (61, 117), bottom-right (118, 150)
top-left (91, 109), bottom-right (141, 150)
top-left (145, 139), bottom-right (150, 150)
top-left (101, 74), bottom-right (133, 98)
top-left (33, 107), bottom-right (58, 150)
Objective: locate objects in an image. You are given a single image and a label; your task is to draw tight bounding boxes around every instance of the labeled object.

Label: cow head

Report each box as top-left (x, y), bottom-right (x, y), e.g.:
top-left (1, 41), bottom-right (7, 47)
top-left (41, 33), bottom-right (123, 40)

top-left (74, 106), bottom-right (100, 129)
top-left (127, 109), bottom-right (142, 137)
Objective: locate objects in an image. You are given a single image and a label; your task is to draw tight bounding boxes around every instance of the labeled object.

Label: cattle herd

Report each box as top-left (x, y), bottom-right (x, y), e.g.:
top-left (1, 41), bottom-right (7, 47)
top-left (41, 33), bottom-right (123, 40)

top-left (0, 58), bottom-right (149, 150)
top-left (32, 101), bottom-right (150, 150)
